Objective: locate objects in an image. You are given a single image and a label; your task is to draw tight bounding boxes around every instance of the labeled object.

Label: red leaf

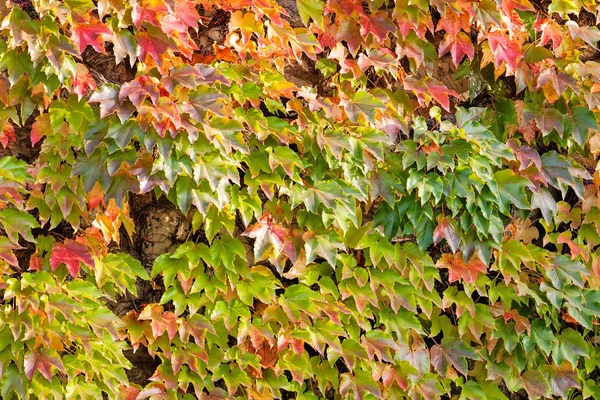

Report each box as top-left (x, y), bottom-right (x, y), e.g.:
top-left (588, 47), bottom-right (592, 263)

top-left (436, 252), bottom-right (487, 284)
top-left (426, 79), bottom-right (459, 111)
top-left (0, 122), bottom-right (15, 148)
top-left (71, 22), bottom-right (113, 54)
top-left (439, 32), bottom-right (474, 67)
top-left (131, 0), bottom-right (168, 28)
top-left (24, 349), bottom-right (66, 381)
top-left (73, 63), bottom-right (97, 101)
top-left (136, 29), bottom-right (172, 65)
top-left (49, 239), bottom-right (94, 278)
top-left (359, 12), bottom-right (397, 42)
top-left (534, 18), bottom-right (563, 50)
top-left (486, 30), bottom-right (523, 71)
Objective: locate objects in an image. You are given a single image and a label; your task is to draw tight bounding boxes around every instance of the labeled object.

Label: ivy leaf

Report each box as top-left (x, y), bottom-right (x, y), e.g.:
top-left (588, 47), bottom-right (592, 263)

top-left (339, 370), bottom-right (383, 400)
top-left (523, 105), bottom-right (563, 136)
top-left (0, 122), bottom-right (15, 148)
top-left (0, 208), bottom-right (40, 244)
top-left (205, 117), bottom-right (248, 154)
top-left (49, 239), bottom-right (94, 278)
top-left (1, 365), bottom-right (26, 399)
top-left (521, 369), bottom-right (551, 399)
top-left (359, 11), bottom-right (397, 42)
top-left (553, 328), bottom-right (589, 367)
top-left (433, 215), bottom-right (460, 253)
top-left (491, 169), bottom-right (531, 213)
top-left (546, 254), bottom-right (588, 290)
top-left (113, 29), bottom-right (137, 67)
top-left (138, 304), bottom-right (178, 341)
top-left (243, 214), bottom-right (296, 262)
top-left (344, 91), bottom-right (385, 123)
top-left (551, 363), bottom-right (580, 398)
top-left (95, 253), bottom-right (149, 296)
top-left (71, 22), bottom-right (113, 54)
top-left (439, 32), bottom-right (474, 68)
top-left (436, 252), bottom-right (487, 285)
top-left (210, 236), bottom-right (246, 271)
top-left (296, 0), bottom-right (324, 27)
top-left (30, 113), bottom-right (51, 146)
top-left (486, 30), bottom-right (523, 70)
top-left (566, 21), bottom-right (600, 47)
top-left (89, 84), bottom-right (135, 123)
top-left (0, 236), bottom-right (22, 266)
top-left (24, 348), bottom-right (66, 381)
top-left (563, 106), bottom-right (599, 146)
top-left (119, 76), bottom-right (160, 108)
top-left (431, 337), bottom-right (480, 377)
top-left (136, 27), bottom-right (173, 65)
top-left (106, 118), bottom-right (143, 150)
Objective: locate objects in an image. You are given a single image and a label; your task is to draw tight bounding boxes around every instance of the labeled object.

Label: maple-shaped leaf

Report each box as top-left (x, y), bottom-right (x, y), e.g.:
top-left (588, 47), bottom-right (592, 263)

top-left (113, 29), bottom-right (137, 67)
top-left (49, 239), bottom-right (94, 278)
top-left (0, 122), bottom-right (15, 148)
top-left (536, 68), bottom-right (579, 97)
top-left (243, 213), bottom-right (297, 262)
top-left (136, 27), bottom-right (173, 66)
top-left (89, 84), bottom-right (135, 122)
top-left (73, 63), bottom-right (97, 101)
top-left (30, 113), bottom-right (50, 146)
top-left (0, 208), bottom-right (40, 244)
top-left (119, 76), bottom-right (160, 108)
top-left (521, 369), bottom-right (551, 398)
top-left (436, 9), bottom-right (470, 36)
top-left (566, 21), bottom-right (600, 47)
top-left (563, 105), bottom-right (599, 147)
top-left (430, 337), bottom-right (480, 377)
top-left (339, 371), bottom-right (383, 400)
top-left (24, 348), bottom-right (66, 381)
top-left (501, 0), bottom-right (534, 14)
top-left (138, 304), bottom-right (178, 341)
top-left (551, 362), bottom-right (580, 398)
top-left (343, 90), bottom-right (386, 123)
top-left (71, 22), bottom-right (113, 54)
top-left (534, 18), bottom-right (563, 50)
top-left (297, 0), bottom-right (324, 27)
top-left (0, 236), bottom-right (22, 267)
top-left (486, 30), bottom-right (523, 71)
top-left (359, 11), bottom-right (397, 42)
top-left (439, 32), bottom-right (474, 67)
top-left (182, 86), bottom-right (227, 120)
top-left (523, 105), bottom-right (563, 136)
top-left (433, 215), bottom-right (460, 253)
top-left (436, 252), bottom-right (487, 284)
top-left (131, 0), bottom-right (168, 28)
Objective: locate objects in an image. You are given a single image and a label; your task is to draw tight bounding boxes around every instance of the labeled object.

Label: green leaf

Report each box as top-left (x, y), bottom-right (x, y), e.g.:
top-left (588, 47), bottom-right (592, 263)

top-left (563, 106), bottom-right (599, 146)
top-left (344, 91), bottom-right (385, 123)
top-left (553, 328), bottom-right (589, 367)
top-left (210, 236), bottom-right (246, 271)
top-left (0, 208), bottom-right (40, 244)
top-left (431, 337), bottom-right (480, 377)
top-left (297, 0), bottom-right (324, 28)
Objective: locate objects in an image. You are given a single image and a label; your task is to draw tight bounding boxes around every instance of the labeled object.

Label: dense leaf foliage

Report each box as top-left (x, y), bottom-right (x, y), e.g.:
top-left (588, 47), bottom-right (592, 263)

top-left (0, 0), bottom-right (600, 398)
